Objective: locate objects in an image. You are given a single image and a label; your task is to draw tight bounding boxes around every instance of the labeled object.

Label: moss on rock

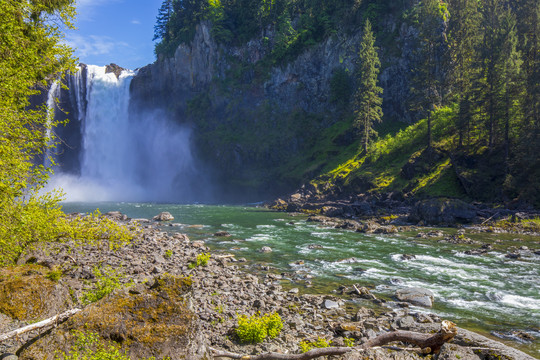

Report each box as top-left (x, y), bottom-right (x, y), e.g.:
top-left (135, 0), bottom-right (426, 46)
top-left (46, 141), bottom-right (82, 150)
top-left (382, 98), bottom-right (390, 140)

top-left (18, 274), bottom-right (207, 360)
top-left (0, 265), bottom-right (72, 321)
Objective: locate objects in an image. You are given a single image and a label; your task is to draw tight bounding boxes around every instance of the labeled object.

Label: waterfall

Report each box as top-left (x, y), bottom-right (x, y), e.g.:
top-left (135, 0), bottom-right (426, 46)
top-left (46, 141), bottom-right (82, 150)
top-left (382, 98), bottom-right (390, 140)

top-left (48, 65), bottom-right (204, 202)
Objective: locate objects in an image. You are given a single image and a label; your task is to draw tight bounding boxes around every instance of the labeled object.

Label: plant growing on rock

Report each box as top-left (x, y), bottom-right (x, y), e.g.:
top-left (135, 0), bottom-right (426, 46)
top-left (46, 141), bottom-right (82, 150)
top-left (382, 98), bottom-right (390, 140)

top-left (189, 252), bottom-right (211, 269)
top-left (299, 337), bottom-right (332, 353)
top-left (59, 330), bottom-right (157, 360)
top-left (236, 312), bottom-right (283, 344)
top-left (82, 266), bottom-right (126, 304)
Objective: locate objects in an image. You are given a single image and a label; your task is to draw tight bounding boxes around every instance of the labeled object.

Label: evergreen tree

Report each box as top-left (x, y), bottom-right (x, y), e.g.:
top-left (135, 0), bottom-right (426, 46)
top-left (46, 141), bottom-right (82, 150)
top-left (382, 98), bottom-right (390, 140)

top-left (409, 0), bottom-right (449, 149)
top-left (353, 19), bottom-right (383, 153)
top-left (515, 0), bottom-right (540, 131)
top-left (497, 9), bottom-right (522, 163)
top-left (447, 0), bottom-right (481, 148)
top-left (479, 0), bottom-right (506, 149)
top-left (153, 0), bottom-right (174, 41)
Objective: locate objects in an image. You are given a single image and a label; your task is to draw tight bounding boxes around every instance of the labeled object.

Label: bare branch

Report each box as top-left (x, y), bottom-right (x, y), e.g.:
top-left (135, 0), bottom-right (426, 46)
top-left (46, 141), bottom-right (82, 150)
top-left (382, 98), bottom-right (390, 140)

top-left (0, 308), bottom-right (81, 343)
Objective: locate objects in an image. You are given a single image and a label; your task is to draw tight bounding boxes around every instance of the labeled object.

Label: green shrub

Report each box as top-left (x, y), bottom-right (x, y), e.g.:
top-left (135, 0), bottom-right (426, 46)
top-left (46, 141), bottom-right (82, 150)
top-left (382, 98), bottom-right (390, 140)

top-left (299, 337), bottom-right (332, 353)
top-left (82, 266), bottom-right (125, 304)
top-left (189, 253), bottom-right (211, 269)
top-left (58, 330), bottom-right (156, 360)
top-left (343, 337), bottom-right (355, 347)
top-left (46, 268), bottom-right (62, 282)
top-left (61, 209), bottom-right (138, 251)
top-left (236, 312), bottom-right (283, 344)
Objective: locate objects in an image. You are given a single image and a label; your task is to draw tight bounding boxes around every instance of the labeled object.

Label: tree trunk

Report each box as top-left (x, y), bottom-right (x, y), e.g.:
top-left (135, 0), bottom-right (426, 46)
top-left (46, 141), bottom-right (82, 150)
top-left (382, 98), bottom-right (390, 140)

top-left (427, 110), bottom-right (432, 149)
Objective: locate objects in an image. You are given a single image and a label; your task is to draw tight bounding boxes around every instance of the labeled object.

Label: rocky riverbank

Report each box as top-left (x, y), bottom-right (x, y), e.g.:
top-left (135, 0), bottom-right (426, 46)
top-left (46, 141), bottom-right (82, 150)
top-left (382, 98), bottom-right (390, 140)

top-left (0, 211), bottom-right (537, 359)
top-left (269, 190), bottom-right (540, 233)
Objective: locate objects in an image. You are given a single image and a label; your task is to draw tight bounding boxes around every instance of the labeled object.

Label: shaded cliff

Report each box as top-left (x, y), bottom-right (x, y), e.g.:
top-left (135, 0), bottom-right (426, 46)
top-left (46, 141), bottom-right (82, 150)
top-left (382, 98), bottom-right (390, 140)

top-left (130, 9), bottom-right (422, 201)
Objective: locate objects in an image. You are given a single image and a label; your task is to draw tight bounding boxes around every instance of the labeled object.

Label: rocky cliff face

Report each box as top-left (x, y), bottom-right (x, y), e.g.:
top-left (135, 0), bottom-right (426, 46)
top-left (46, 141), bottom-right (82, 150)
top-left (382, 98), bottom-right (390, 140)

top-left (130, 14), bottom-right (421, 200)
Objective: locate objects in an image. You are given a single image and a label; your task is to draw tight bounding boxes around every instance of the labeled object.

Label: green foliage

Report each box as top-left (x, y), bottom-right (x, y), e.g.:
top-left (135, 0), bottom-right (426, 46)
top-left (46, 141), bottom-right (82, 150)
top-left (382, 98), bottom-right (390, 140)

top-left (299, 337), bottom-right (332, 353)
top-left (236, 312), bottom-right (283, 344)
top-left (62, 209), bottom-right (138, 251)
top-left (46, 267), bottom-right (63, 282)
top-left (0, 0), bottom-right (76, 266)
top-left (58, 330), bottom-right (156, 360)
top-left (165, 249), bottom-right (173, 259)
top-left (82, 266), bottom-right (126, 304)
top-left (353, 19), bottom-right (383, 153)
top-left (189, 252), bottom-right (211, 269)
top-left (343, 337), bottom-right (355, 347)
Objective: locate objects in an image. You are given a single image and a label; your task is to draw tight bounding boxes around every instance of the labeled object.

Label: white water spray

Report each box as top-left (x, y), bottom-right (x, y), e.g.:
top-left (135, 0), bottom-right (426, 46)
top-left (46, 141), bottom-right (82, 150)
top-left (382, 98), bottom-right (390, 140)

top-left (48, 65), bottom-right (202, 202)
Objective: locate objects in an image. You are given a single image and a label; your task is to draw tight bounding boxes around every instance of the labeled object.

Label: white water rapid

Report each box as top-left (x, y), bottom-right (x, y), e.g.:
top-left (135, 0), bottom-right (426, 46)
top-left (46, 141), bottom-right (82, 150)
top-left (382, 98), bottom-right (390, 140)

top-left (47, 65), bottom-right (201, 202)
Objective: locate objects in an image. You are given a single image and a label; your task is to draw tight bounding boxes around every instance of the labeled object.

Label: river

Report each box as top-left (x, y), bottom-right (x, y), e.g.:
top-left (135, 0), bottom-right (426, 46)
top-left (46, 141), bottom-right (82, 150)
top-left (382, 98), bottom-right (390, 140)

top-left (62, 202), bottom-right (540, 357)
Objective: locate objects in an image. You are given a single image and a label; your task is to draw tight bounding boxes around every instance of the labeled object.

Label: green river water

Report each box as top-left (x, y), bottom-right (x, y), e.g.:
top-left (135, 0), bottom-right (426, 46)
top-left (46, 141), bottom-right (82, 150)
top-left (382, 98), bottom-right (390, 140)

top-left (62, 202), bottom-right (540, 357)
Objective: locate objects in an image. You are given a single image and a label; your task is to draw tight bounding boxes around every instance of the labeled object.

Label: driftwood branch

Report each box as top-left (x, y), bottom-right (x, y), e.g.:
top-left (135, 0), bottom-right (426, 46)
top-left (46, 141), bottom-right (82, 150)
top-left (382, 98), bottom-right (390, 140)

top-left (360, 320), bottom-right (457, 353)
top-left (0, 308), bottom-right (81, 343)
top-left (211, 320), bottom-right (457, 360)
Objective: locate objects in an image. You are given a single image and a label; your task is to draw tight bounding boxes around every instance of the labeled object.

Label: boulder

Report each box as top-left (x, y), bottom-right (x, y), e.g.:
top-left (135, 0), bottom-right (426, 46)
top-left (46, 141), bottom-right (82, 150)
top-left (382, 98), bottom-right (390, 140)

top-left (395, 287), bottom-right (434, 308)
top-left (260, 246), bottom-right (272, 253)
top-left (409, 198), bottom-right (477, 225)
top-left (324, 299), bottom-right (339, 309)
top-left (437, 343), bottom-right (481, 360)
top-left (152, 212), bottom-right (174, 221)
top-left (18, 275), bottom-right (209, 360)
top-left (0, 265), bottom-right (72, 321)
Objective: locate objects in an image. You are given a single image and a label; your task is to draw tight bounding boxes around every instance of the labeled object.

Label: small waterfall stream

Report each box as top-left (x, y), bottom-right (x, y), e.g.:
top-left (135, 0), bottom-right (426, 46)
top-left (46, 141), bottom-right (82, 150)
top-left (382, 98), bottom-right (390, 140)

top-left (47, 65), bottom-right (204, 202)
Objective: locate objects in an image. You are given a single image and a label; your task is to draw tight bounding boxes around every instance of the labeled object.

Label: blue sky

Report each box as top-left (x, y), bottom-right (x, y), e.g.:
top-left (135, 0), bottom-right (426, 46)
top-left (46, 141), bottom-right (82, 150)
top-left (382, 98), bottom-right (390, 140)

top-left (66, 0), bottom-right (163, 70)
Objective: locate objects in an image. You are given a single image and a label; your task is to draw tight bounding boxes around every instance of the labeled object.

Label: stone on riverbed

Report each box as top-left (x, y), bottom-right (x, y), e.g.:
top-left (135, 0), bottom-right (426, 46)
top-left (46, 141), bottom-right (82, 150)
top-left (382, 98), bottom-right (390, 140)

top-left (395, 287), bottom-right (435, 308)
top-left (152, 212), bottom-right (174, 221)
top-left (324, 299), bottom-right (339, 309)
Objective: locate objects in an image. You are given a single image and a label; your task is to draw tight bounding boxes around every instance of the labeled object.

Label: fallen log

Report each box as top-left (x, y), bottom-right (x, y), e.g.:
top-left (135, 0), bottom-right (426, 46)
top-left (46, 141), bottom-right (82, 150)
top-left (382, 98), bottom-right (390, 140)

top-left (0, 308), bottom-right (81, 343)
top-left (211, 320), bottom-right (457, 360)
top-left (360, 320), bottom-right (458, 353)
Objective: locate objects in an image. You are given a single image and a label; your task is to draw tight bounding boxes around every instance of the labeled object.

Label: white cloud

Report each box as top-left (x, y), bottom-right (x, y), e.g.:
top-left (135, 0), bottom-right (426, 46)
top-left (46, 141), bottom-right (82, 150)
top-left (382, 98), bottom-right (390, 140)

top-left (131, 19), bottom-right (141, 25)
top-left (76, 0), bottom-right (122, 21)
top-left (65, 33), bottom-right (129, 58)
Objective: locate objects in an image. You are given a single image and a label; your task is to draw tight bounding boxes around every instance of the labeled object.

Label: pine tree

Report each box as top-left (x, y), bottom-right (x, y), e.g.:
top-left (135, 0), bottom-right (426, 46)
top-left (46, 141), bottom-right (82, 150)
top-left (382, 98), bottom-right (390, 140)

top-left (409, 0), bottom-right (449, 149)
top-left (153, 0), bottom-right (174, 41)
top-left (353, 19), bottom-right (383, 153)
top-left (498, 9), bottom-right (522, 163)
top-left (479, 0), bottom-right (506, 149)
top-left (447, 0), bottom-right (481, 148)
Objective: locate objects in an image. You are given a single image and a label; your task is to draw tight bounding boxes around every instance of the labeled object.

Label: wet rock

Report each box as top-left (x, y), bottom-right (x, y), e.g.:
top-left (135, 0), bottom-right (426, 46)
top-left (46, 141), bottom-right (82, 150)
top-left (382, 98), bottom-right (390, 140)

top-left (260, 246), bottom-right (273, 253)
top-left (410, 198), bottom-right (477, 225)
top-left (505, 252), bottom-right (521, 259)
top-left (152, 212), bottom-right (174, 221)
top-left (401, 254), bottom-right (416, 260)
top-left (307, 244), bottom-right (323, 249)
top-left (105, 63), bottom-right (124, 78)
top-left (214, 231), bottom-right (231, 237)
top-left (395, 287), bottom-right (434, 308)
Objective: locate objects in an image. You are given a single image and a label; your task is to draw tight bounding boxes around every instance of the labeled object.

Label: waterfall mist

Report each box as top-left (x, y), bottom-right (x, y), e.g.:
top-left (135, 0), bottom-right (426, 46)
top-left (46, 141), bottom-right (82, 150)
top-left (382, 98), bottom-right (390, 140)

top-left (47, 65), bottom-right (210, 202)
